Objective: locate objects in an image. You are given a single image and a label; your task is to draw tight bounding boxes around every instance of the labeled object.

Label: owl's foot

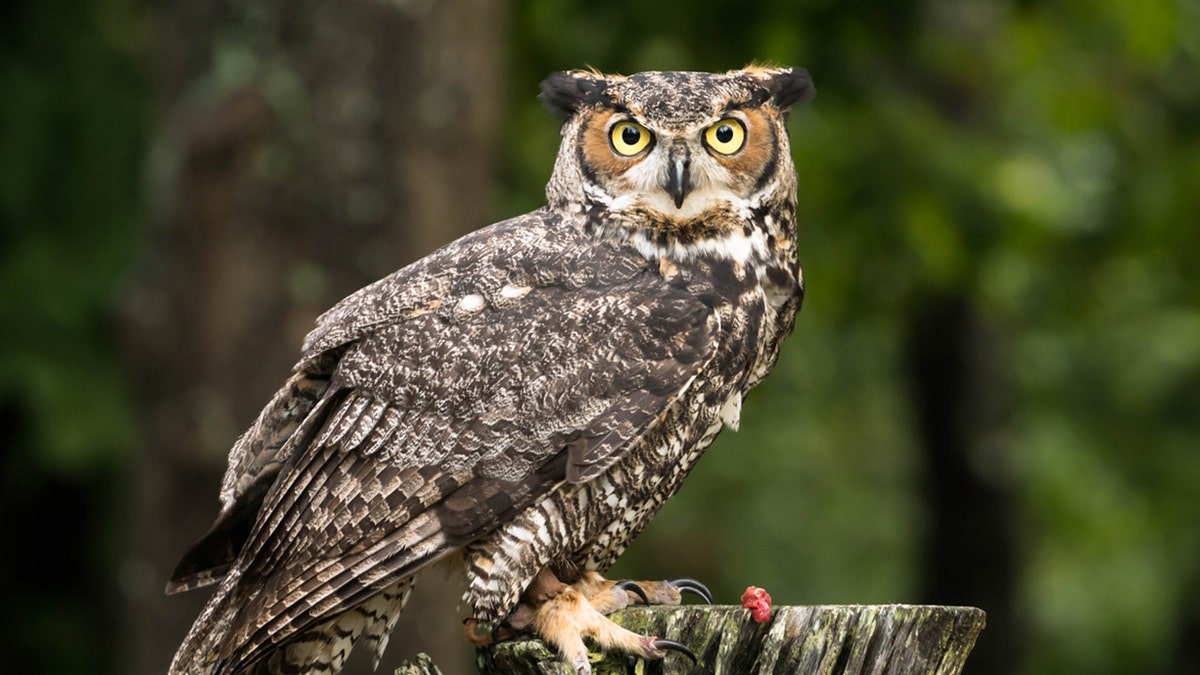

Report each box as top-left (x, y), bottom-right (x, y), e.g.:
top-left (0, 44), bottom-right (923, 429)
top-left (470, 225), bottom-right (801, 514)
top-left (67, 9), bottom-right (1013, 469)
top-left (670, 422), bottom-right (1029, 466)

top-left (618, 577), bottom-right (714, 606)
top-left (466, 568), bottom-right (698, 675)
top-left (532, 582), bottom-right (695, 675)
top-left (573, 571), bottom-right (713, 614)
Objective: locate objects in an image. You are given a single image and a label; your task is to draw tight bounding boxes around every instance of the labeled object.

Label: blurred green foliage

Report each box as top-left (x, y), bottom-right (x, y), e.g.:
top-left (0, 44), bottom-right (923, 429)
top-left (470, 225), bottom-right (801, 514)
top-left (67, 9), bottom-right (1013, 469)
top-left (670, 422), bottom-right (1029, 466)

top-left (1, 1), bottom-right (147, 674)
top-left (0, 0), bottom-right (144, 473)
top-left (3, 1), bottom-right (1199, 674)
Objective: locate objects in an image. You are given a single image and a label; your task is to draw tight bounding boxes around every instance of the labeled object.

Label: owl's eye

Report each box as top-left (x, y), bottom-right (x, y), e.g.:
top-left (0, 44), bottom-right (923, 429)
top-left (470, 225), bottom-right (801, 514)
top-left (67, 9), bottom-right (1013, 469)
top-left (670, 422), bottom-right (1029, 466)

top-left (610, 121), bottom-right (653, 156)
top-left (704, 119), bottom-right (746, 155)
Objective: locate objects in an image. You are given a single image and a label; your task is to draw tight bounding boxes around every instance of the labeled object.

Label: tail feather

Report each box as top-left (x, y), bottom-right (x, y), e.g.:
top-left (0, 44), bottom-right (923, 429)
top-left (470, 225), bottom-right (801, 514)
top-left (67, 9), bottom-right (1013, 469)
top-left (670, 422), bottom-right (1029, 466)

top-left (362, 578), bottom-right (413, 669)
top-left (170, 574), bottom-right (415, 675)
top-left (169, 568), bottom-right (244, 675)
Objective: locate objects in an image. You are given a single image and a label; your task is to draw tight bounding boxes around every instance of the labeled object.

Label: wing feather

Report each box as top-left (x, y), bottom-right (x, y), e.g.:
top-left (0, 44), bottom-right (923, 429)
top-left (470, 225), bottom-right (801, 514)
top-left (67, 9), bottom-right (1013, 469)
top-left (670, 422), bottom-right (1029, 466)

top-left (167, 385), bottom-right (337, 593)
top-left (192, 215), bottom-right (720, 674)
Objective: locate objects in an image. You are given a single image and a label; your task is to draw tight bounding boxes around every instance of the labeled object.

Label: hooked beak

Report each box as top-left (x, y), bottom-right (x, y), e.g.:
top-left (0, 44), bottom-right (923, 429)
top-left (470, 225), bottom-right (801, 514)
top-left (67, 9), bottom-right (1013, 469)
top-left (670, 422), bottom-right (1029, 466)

top-left (665, 144), bottom-right (692, 209)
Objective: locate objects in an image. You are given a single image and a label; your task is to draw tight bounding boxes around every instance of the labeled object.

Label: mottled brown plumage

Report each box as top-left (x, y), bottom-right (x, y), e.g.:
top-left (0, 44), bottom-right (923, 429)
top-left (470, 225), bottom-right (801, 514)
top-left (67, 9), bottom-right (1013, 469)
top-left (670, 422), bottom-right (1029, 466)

top-left (169, 66), bottom-right (813, 675)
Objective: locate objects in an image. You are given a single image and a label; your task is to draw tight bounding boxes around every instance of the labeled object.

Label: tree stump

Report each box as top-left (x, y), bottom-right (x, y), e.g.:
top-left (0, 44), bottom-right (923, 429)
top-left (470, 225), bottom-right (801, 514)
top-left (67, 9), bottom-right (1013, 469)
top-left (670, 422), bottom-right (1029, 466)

top-left (395, 604), bottom-right (986, 675)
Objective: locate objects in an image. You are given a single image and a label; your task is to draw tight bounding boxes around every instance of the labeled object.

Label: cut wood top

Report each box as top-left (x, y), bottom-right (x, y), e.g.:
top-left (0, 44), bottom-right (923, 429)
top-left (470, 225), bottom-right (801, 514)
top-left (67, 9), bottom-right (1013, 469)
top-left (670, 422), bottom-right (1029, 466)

top-left (397, 604), bottom-right (987, 675)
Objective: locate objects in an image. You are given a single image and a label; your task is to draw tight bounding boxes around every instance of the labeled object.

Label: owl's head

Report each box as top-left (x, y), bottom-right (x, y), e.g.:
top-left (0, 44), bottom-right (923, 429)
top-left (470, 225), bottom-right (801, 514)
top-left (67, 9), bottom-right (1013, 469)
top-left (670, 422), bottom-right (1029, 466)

top-left (540, 66), bottom-right (813, 258)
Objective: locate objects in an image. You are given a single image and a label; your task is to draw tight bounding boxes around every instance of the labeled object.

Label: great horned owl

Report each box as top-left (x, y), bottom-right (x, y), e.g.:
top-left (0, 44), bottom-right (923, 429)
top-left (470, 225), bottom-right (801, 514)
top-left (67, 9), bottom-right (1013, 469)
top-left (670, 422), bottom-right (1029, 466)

top-left (168, 66), bottom-right (813, 675)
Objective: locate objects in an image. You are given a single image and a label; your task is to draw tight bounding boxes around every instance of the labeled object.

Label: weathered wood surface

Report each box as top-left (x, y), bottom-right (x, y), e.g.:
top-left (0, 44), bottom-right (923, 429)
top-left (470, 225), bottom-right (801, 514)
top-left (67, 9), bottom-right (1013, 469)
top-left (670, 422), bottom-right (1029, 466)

top-left (395, 604), bottom-right (986, 675)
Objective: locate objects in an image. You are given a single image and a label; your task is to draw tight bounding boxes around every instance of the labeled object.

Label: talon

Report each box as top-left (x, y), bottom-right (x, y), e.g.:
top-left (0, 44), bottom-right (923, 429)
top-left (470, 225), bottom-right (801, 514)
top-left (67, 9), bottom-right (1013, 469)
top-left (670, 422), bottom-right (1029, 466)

top-left (670, 578), bottom-right (714, 604)
top-left (651, 637), bottom-right (697, 664)
top-left (616, 580), bottom-right (650, 605)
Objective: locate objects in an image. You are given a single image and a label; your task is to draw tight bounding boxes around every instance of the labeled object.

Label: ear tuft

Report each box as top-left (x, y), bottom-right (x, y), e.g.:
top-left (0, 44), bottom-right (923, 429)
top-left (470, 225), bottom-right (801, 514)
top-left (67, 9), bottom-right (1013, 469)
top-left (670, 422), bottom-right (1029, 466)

top-left (539, 70), bottom-right (610, 121)
top-left (747, 67), bottom-right (815, 110)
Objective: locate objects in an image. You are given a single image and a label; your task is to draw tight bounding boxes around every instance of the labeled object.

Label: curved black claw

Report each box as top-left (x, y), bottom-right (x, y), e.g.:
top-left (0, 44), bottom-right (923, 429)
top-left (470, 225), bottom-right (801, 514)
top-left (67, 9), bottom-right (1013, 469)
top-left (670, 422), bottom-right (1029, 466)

top-left (616, 580), bottom-right (650, 605)
top-left (670, 578), bottom-right (714, 604)
top-left (654, 638), bottom-right (698, 665)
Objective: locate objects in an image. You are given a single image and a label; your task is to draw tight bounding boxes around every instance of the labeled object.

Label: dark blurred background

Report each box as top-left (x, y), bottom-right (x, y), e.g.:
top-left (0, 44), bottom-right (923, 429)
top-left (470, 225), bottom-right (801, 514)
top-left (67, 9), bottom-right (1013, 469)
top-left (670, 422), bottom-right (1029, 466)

top-left (3, 1), bottom-right (1198, 674)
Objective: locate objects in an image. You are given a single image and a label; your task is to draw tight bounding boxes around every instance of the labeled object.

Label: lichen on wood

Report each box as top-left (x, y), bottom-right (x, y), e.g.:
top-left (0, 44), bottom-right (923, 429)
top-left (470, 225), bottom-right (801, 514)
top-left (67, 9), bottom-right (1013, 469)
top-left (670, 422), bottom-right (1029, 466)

top-left (396, 604), bottom-right (986, 675)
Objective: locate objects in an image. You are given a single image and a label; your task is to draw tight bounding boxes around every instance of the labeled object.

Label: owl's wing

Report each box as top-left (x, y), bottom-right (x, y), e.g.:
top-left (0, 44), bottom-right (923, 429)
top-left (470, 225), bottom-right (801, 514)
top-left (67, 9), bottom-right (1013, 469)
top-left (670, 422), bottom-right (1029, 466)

top-left (212, 221), bottom-right (720, 672)
top-left (168, 364), bottom-right (339, 594)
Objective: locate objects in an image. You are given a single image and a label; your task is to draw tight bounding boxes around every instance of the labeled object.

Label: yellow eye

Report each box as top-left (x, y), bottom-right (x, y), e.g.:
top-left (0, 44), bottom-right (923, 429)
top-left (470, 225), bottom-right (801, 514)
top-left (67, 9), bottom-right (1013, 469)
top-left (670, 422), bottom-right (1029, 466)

top-left (704, 119), bottom-right (746, 155)
top-left (610, 121), bottom-right (653, 156)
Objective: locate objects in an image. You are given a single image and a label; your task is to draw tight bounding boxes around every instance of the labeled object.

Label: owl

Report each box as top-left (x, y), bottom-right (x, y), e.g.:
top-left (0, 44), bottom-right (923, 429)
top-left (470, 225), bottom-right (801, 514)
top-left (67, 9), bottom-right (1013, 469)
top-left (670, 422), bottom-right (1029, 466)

top-left (167, 66), bottom-right (813, 675)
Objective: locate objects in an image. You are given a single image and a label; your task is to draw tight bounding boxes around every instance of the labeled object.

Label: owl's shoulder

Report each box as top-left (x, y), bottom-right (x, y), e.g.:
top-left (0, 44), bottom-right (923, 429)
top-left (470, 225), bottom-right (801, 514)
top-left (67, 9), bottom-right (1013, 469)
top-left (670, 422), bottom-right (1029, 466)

top-left (299, 207), bottom-right (645, 360)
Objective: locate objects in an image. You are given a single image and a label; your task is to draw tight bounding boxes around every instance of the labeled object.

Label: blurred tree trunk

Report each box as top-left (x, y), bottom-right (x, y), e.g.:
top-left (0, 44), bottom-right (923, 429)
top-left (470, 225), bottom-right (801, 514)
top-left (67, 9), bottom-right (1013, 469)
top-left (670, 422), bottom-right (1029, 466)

top-left (119, 2), bottom-right (506, 674)
top-left (905, 294), bottom-right (1017, 675)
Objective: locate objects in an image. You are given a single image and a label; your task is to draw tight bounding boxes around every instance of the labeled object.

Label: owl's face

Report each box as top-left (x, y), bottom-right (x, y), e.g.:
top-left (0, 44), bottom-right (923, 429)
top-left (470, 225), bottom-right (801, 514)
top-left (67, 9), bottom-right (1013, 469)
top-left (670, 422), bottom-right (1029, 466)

top-left (541, 67), bottom-right (813, 235)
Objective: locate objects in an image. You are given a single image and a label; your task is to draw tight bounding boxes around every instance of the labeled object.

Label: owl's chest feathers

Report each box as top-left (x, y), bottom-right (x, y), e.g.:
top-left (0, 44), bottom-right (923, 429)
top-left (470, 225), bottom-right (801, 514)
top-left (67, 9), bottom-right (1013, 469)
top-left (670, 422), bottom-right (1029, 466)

top-left (461, 214), bottom-right (800, 616)
top-left (557, 244), bottom-right (797, 561)
top-left (569, 200), bottom-right (799, 475)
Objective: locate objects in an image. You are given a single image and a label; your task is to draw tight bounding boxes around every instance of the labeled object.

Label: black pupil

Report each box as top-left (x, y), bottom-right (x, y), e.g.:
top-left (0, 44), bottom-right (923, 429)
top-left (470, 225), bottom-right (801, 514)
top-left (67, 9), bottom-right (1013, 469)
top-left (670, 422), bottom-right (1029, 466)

top-left (621, 126), bottom-right (641, 146)
top-left (716, 124), bottom-right (734, 144)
